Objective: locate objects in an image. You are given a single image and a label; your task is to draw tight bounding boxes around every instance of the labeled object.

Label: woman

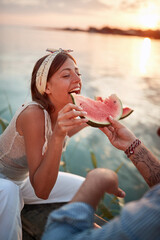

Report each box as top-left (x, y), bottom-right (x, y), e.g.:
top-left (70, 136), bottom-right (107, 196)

top-left (0, 48), bottom-right (88, 240)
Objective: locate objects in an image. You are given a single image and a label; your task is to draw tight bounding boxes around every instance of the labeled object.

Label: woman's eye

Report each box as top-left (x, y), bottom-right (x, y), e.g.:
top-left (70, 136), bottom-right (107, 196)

top-left (63, 75), bottom-right (70, 78)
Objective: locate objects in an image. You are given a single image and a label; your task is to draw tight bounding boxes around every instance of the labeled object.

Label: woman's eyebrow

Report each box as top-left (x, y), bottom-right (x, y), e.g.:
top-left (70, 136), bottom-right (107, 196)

top-left (60, 68), bottom-right (70, 73)
top-left (60, 67), bottom-right (79, 73)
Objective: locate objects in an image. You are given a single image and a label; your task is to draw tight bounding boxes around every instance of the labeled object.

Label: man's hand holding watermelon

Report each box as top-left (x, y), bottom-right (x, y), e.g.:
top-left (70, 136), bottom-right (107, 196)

top-left (100, 117), bottom-right (160, 187)
top-left (100, 115), bottom-right (136, 151)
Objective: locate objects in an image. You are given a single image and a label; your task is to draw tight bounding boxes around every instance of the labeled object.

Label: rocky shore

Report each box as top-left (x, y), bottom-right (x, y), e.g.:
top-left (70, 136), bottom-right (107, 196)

top-left (34, 25), bottom-right (160, 40)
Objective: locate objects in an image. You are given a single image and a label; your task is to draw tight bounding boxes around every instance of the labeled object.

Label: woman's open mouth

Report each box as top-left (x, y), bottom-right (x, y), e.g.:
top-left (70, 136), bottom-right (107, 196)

top-left (68, 87), bottom-right (81, 95)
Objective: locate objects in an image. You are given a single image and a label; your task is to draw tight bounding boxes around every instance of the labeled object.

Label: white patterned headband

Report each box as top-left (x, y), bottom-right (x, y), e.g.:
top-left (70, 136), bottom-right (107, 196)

top-left (36, 48), bottom-right (73, 95)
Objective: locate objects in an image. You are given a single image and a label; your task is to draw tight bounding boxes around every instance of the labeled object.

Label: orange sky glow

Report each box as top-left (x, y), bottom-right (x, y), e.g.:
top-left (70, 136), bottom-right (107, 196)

top-left (0, 0), bottom-right (160, 30)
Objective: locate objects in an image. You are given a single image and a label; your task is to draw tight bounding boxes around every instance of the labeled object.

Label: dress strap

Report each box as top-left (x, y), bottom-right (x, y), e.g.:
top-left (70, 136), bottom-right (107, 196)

top-left (18, 101), bottom-right (53, 156)
top-left (21, 102), bottom-right (69, 155)
top-left (42, 109), bottom-right (52, 155)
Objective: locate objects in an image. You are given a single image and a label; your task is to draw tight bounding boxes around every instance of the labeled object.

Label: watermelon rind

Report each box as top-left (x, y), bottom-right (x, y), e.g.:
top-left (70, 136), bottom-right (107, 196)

top-left (71, 93), bottom-right (123, 128)
top-left (120, 108), bottom-right (133, 120)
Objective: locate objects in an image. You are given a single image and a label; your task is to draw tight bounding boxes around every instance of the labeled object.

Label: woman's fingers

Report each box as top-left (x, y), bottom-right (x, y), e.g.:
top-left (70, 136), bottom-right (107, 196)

top-left (58, 103), bottom-right (88, 121)
top-left (63, 109), bottom-right (87, 120)
top-left (59, 103), bottom-right (83, 114)
top-left (59, 117), bottom-right (88, 127)
top-left (56, 108), bottom-right (88, 135)
top-left (56, 121), bottom-right (87, 134)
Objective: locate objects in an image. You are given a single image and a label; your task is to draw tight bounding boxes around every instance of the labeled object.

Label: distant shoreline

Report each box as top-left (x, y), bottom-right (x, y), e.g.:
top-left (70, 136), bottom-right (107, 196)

top-left (33, 25), bottom-right (160, 40)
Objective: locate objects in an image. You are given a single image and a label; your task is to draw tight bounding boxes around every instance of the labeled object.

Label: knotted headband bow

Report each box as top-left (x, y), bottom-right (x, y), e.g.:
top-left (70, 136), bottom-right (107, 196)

top-left (36, 48), bottom-right (73, 95)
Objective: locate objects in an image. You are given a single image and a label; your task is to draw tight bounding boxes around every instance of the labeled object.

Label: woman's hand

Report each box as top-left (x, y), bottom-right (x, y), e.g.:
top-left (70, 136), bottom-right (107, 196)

top-left (54, 103), bottom-right (88, 138)
top-left (100, 116), bottom-right (136, 151)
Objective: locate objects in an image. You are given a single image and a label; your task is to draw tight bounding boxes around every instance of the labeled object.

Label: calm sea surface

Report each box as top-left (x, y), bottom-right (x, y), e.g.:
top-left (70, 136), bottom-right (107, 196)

top-left (0, 25), bottom-right (160, 205)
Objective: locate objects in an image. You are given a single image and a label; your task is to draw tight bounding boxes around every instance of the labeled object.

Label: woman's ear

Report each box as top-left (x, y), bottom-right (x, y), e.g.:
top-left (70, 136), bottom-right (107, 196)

top-left (45, 82), bottom-right (51, 95)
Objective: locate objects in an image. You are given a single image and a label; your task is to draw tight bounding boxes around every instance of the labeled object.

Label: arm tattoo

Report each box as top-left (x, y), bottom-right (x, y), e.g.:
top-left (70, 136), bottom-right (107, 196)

top-left (131, 147), bottom-right (160, 187)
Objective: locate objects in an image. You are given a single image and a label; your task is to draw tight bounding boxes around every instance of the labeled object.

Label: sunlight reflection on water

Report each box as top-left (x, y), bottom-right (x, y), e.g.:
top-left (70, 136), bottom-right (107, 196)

top-left (139, 38), bottom-right (151, 75)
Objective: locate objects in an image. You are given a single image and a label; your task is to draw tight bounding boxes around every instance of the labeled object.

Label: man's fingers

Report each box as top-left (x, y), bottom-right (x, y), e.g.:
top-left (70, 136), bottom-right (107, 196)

top-left (99, 127), bottom-right (112, 138)
top-left (108, 116), bottom-right (124, 129)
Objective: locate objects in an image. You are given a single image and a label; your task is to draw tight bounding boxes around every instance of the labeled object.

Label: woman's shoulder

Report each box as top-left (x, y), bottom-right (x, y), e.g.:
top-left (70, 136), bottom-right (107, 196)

top-left (21, 102), bottom-right (45, 117)
top-left (17, 102), bottom-right (47, 134)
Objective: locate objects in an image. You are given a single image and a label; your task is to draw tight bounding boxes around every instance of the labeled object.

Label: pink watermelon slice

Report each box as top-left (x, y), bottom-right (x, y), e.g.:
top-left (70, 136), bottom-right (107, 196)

top-left (120, 107), bottom-right (133, 120)
top-left (71, 93), bottom-right (123, 127)
top-left (95, 96), bottom-right (133, 120)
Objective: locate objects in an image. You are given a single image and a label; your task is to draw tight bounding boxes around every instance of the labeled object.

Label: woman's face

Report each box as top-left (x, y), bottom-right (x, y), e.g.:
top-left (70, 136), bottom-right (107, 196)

top-left (45, 57), bottom-right (82, 110)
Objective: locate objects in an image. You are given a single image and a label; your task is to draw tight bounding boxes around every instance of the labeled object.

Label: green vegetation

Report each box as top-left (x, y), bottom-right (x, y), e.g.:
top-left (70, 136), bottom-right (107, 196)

top-left (0, 116), bottom-right (9, 132)
top-left (0, 107), bottom-right (10, 132)
top-left (0, 94), bottom-right (13, 133)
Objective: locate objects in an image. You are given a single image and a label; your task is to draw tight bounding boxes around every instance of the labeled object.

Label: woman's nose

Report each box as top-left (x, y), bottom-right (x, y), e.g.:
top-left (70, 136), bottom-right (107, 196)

top-left (73, 73), bottom-right (81, 83)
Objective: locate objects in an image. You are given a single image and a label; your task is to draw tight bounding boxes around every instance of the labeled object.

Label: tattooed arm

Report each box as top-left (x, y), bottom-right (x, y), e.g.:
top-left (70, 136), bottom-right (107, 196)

top-left (100, 116), bottom-right (160, 187)
top-left (130, 144), bottom-right (160, 187)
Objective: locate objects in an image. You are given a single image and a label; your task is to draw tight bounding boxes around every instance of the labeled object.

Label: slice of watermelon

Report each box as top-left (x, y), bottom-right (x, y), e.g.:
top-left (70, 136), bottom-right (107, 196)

top-left (71, 93), bottom-right (123, 127)
top-left (95, 97), bottom-right (133, 120)
top-left (120, 107), bottom-right (133, 120)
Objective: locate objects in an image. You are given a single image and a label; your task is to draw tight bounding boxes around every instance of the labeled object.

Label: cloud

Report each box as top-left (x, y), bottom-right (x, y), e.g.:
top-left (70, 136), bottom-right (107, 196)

top-left (119, 0), bottom-right (160, 12)
top-left (1, 0), bottom-right (159, 29)
top-left (0, 0), bottom-right (111, 14)
top-left (1, 0), bottom-right (160, 14)
top-left (1, 0), bottom-right (39, 7)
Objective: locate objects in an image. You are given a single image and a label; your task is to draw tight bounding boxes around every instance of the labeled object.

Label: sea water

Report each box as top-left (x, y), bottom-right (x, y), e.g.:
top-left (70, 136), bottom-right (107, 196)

top-left (0, 25), bottom-right (160, 207)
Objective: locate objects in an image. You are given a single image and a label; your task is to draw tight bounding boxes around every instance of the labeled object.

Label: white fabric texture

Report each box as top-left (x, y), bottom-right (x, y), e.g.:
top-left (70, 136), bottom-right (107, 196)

top-left (0, 179), bottom-right (24, 240)
top-left (0, 173), bottom-right (84, 240)
top-left (36, 51), bottom-right (59, 95)
top-left (0, 101), bottom-right (53, 181)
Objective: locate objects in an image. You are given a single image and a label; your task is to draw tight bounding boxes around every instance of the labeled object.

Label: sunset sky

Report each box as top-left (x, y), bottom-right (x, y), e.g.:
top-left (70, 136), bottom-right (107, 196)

top-left (0, 0), bottom-right (160, 30)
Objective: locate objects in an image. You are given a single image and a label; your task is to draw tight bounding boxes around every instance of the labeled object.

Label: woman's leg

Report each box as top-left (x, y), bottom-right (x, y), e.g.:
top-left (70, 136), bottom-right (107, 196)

top-left (21, 172), bottom-right (85, 204)
top-left (0, 179), bottom-right (24, 240)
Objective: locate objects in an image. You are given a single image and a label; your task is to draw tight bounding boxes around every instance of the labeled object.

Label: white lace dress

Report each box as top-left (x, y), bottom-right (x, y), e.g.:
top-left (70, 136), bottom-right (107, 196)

top-left (0, 101), bottom-right (52, 181)
top-left (0, 101), bottom-right (85, 240)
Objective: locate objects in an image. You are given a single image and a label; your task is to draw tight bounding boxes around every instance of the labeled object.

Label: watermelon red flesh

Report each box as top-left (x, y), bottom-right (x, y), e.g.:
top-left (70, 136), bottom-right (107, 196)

top-left (96, 97), bottom-right (133, 120)
top-left (71, 93), bottom-right (123, 127)
top-left (120, 107), bottom-right (133, 119)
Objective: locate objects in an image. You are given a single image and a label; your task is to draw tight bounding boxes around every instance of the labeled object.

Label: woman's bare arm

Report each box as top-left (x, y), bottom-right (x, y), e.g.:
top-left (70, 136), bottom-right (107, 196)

top-left (19, 104), bottom-right (88, 199)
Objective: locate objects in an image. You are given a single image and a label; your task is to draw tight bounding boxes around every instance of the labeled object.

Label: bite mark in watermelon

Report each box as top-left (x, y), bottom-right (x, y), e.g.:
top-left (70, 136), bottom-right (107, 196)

top-left (95, 96), bottom-right (133, 120)
top-left (71, 93), bottom-right (123, 127)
